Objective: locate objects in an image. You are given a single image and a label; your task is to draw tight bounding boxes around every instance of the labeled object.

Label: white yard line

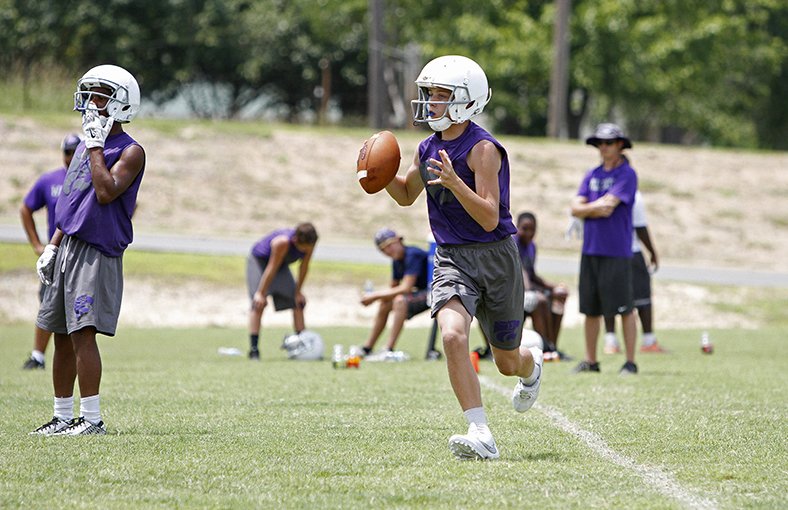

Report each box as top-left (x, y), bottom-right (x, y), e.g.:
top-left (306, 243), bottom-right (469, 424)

top-left (479, 376), bottom-right (718, 510)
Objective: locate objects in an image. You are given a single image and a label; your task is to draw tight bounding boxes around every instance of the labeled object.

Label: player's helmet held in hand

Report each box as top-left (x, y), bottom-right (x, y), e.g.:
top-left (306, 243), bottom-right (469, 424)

top-left (74, 64), bottom-right (140, 124)
top-left (412, 55), bottom-right (491, 132)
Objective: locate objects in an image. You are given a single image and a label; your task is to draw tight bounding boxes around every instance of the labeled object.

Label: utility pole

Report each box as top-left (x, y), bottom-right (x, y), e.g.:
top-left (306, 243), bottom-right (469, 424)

top-left (547, 0), bottom-right (571, 139)
top-left (368, 0), bottom-right (385, 129)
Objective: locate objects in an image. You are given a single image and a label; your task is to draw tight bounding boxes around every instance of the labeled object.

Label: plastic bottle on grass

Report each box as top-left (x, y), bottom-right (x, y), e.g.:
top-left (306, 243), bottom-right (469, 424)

top-left (332, 344), bottom-right (345, 368)
top-left (701, 331), bottom-right (713, 354)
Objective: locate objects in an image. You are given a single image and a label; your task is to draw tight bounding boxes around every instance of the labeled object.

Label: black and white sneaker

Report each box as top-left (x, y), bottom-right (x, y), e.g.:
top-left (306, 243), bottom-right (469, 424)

top-left (572, 360), bottom-right (601, 373)
top-left (448, 423), bottom-right (499, 460)
top-left (22, 357), bottom-right (45, 370)
top-left (54, 417), bottom-right (106, 436)
top-left (619, 361), bottom-right (638, 375)
top-left (249, 349), bottom-right (260, 360)
top-left (29, 417), bottom-right (70, 436)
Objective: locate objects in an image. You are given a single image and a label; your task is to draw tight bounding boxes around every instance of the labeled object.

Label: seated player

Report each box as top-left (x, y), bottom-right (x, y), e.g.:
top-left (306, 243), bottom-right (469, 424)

top-left (514, 212), bottom-right (570, 360)
top-left (360, 228), bottom-right (430, 358)
top-left (246, 223), bottom-right (318, 360)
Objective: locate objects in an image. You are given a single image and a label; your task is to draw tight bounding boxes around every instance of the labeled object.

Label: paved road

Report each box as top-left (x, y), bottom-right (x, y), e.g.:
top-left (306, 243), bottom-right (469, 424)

top-left (3, 224), bottom-right (787, 288)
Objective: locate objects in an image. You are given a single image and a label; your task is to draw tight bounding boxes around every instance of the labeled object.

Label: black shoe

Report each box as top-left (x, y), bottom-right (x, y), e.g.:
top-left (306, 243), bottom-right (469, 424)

top-left (426, 349), bottom-right (443, 361)
top-left (22, 357), bottom-right (45, 370)
top-left (619, 361), bottom-right (638, 375)
top-left (248, 349), bottom-right (260, 360)
top-left (572, 360), bottom-right (600, 373)
top-left (555, 350), bottom-right (573, 362)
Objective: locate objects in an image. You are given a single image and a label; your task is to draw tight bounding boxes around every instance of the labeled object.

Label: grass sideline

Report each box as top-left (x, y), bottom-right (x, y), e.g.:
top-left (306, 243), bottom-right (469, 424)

top-left (2, 324), bottom-right (786, 509)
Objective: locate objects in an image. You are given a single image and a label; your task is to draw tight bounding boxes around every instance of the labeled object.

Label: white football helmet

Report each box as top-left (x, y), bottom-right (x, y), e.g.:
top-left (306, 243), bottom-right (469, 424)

top-left (74, 64), bottom-right (141, 123)
top-left (281, 330), bottom-right (325, 361)
top-left (411, 55), bottom-right (492, 132)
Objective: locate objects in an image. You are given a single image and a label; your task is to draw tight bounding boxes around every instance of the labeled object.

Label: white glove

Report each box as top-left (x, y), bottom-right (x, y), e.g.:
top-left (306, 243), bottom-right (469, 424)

top-left (82, 109), bottom-right (114, 149)
top-left (36, 244), bottom-right (58, 286)
top-left (564, 218), bottom-right (583, 240)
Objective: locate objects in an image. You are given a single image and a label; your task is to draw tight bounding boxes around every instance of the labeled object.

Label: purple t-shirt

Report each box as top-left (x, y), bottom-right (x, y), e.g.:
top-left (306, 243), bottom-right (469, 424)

top-left (515, 236), bottom-right (537, 282)
top-left (251, 228), bottom-right (306, 265)
top-left (23, 167), bottom-right (67, 240)
top-left (392, 245), bottom-right (429, 291)
top-left (418, 122), bottom-right (516, 245)
top-left (576, 158), bottom-right (637, 258)
top-left (56, 132), bottom-right (145, 257)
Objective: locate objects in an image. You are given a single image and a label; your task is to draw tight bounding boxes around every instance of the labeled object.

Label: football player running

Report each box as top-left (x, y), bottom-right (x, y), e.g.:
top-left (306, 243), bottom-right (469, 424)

top-left (30, 64), bottom-right (146, 436)
top-left (384, 55), bottom-right (542, 460)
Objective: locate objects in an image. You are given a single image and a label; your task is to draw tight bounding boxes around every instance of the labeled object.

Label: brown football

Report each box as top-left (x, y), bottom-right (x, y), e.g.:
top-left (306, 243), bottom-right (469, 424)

top-left (356, 130), bottom-right (401, 194)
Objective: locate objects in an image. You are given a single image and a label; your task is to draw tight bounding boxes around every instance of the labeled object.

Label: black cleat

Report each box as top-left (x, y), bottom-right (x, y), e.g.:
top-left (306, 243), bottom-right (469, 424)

top-left (248, 349), bottom-right (260, 360)
top-left (572, 360), bottom-right (601, 373)
top-left (619, 361), bottom-right (638, 375)
top-left (22, 357), bottom-right (45, 370)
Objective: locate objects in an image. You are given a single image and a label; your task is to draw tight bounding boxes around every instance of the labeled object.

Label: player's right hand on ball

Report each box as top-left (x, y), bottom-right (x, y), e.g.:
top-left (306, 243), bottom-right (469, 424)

top-left (36, 244), bottom-right (58, 286)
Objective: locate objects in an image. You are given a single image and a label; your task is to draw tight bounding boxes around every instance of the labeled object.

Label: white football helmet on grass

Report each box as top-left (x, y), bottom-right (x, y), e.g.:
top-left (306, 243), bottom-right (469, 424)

top-left (74, 64), bottom-right (140, 123)
top-left (411, 55), bottom-right (491, 132)
top-left (281, 330), bottom-right (325, 360)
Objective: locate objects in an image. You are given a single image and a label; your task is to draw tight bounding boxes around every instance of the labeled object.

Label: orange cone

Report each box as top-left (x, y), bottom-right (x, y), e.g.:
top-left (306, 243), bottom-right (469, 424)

top-left (469, 351), bottom-right (480, 373)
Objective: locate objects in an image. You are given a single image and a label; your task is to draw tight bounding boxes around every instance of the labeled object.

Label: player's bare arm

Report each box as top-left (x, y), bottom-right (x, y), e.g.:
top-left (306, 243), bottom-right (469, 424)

top-left (571, 194), bottom-right (618, 219)
top-left (295, 245), bottom-right (314, 306)
top-left (252, 235), bottom-right (289, 312)
top-left (19, 204), bottom-right (44, 255)
top-left (90, 144), bottom-right (145, 205)
top-left (428, 142), bottom-right (500, 232)
top-left (385, 148), bottom-right (424, 206)
top-left (361, 274), bottom-right (417, 306)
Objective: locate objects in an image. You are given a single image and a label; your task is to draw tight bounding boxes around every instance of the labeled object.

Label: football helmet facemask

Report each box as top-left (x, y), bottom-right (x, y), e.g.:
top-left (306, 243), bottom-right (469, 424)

top-left (411, 55), bottom-right (491, 132)
top-left (74, 64), bottom-right (140, 123)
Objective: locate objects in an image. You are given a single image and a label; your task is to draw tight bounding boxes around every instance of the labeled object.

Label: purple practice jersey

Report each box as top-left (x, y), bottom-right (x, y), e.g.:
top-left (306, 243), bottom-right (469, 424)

top-left (23, 167), bottom-right (67, 240)
top-left (56, 132), bottom-right (145, 257)
top-left (576, 158), bottom-right (637, 258)
top-left (418, 122), bottom-right (516, 245)
top-left (251, 228), bottom-right (306, 264)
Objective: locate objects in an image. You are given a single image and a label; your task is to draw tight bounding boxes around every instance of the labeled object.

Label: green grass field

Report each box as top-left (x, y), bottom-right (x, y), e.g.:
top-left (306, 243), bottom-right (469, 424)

top-left (2, 322), bottom-right (786, 509)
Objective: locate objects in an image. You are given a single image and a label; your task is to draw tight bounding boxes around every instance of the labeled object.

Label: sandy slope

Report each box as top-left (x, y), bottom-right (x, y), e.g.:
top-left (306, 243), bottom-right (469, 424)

top-left (1, 116), bottom-right (785, 331)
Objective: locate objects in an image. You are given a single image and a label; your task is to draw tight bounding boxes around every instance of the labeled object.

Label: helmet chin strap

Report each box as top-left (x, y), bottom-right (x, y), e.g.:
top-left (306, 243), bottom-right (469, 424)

top-left (428, 115), bottom-right (453, 132)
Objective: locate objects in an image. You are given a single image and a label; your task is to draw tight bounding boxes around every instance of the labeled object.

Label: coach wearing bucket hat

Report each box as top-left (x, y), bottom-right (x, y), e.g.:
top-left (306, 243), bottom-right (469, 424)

top-left (571, 123), bottom-right (640, 376)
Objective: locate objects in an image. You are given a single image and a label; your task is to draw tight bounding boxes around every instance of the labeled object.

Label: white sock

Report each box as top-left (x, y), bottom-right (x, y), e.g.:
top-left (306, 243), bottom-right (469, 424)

top-left (463, 407), bottom-right (488, 427)
top-left (80, 395), bottom-right (101, 424)
top-left (31, 350), bottom-right (45, 363)
top-left (54, 396), bottom-right (74, 421)
top-left (604, 332), bottom-right (620, 346)
top-left (642, 332), bottom-right (657, 346)
top-left (521, 362), bottom-right (541, 386)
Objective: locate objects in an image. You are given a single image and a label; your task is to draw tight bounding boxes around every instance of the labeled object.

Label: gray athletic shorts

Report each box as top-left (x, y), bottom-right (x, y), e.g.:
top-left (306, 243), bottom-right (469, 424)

top-left (36, 235), bottom-right (124, 336)
top-left (431, 237), bottom-right (524, 351)
top-left (631, 251), bottom-right (652, 307)
top-left (579, 254), bottom-right (633, 317)
top-left (246, 254), bottom-right (297, 311)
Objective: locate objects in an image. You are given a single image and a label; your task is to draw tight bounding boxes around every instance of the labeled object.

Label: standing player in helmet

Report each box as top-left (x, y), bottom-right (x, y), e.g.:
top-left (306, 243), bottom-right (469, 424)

top-left (30, 64), bottom-right (146, 436)
top-left (383, 55), bottom-right (542, 460)
top-left (20, 133), bottom-right (81, 370)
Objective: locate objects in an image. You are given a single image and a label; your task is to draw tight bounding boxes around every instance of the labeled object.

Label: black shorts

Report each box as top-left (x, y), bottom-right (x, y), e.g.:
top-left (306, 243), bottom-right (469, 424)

top-left (579, 254), bottom-right (633, 317)
top-left (405, 289), bottom-right (430, 319)
top-left (631, 251), bottom-right (652, 307)
top-left (246, 254), bottom-right (297, 311)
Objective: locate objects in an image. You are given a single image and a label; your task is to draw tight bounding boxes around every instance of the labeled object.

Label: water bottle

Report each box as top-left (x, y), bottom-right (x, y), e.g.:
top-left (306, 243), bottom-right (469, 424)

top-left (701, 331), bottom-right (713, 354)
top-left (347, 345), bottom-right (362, 368)
top-left (332, 344), bottom-right (345, 368)
top-left (363, 279), bottom-right (374, 294)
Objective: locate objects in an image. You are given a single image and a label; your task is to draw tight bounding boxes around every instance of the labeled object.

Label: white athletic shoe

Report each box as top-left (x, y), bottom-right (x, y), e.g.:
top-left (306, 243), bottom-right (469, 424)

top-left (29, 417), bottom-right (70, 436)
top-left (448, 423), bottom-right (499, 460)
top-left (53, 417), bottom-right (106, 436)
top-left (512, 346), bottom-right (543, 413)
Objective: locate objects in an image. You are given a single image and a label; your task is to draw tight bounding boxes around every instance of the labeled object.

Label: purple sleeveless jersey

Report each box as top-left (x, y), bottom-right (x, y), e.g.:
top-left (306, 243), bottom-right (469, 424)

top-left (56, 132), bottom-right (145, 257)
top-left (251, 228), bottom-right (306, 264)
top-left (576, 158), bottom-right (637, 258)
top-left (418, 122), bottom-right (516, 245)
top-left (23, 167), bottom-right (67, 240)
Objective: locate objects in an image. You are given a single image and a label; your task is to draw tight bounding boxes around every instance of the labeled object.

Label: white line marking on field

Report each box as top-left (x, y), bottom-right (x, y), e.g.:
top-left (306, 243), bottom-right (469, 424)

top-left (479, 376), bottom-right (718, 510)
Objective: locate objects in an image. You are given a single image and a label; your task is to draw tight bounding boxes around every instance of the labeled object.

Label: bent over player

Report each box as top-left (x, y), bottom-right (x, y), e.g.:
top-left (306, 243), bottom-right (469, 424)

top-left (384, 55), bottom-right (542, 460)
top-left (31, 64), bottom-right (145, 436)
